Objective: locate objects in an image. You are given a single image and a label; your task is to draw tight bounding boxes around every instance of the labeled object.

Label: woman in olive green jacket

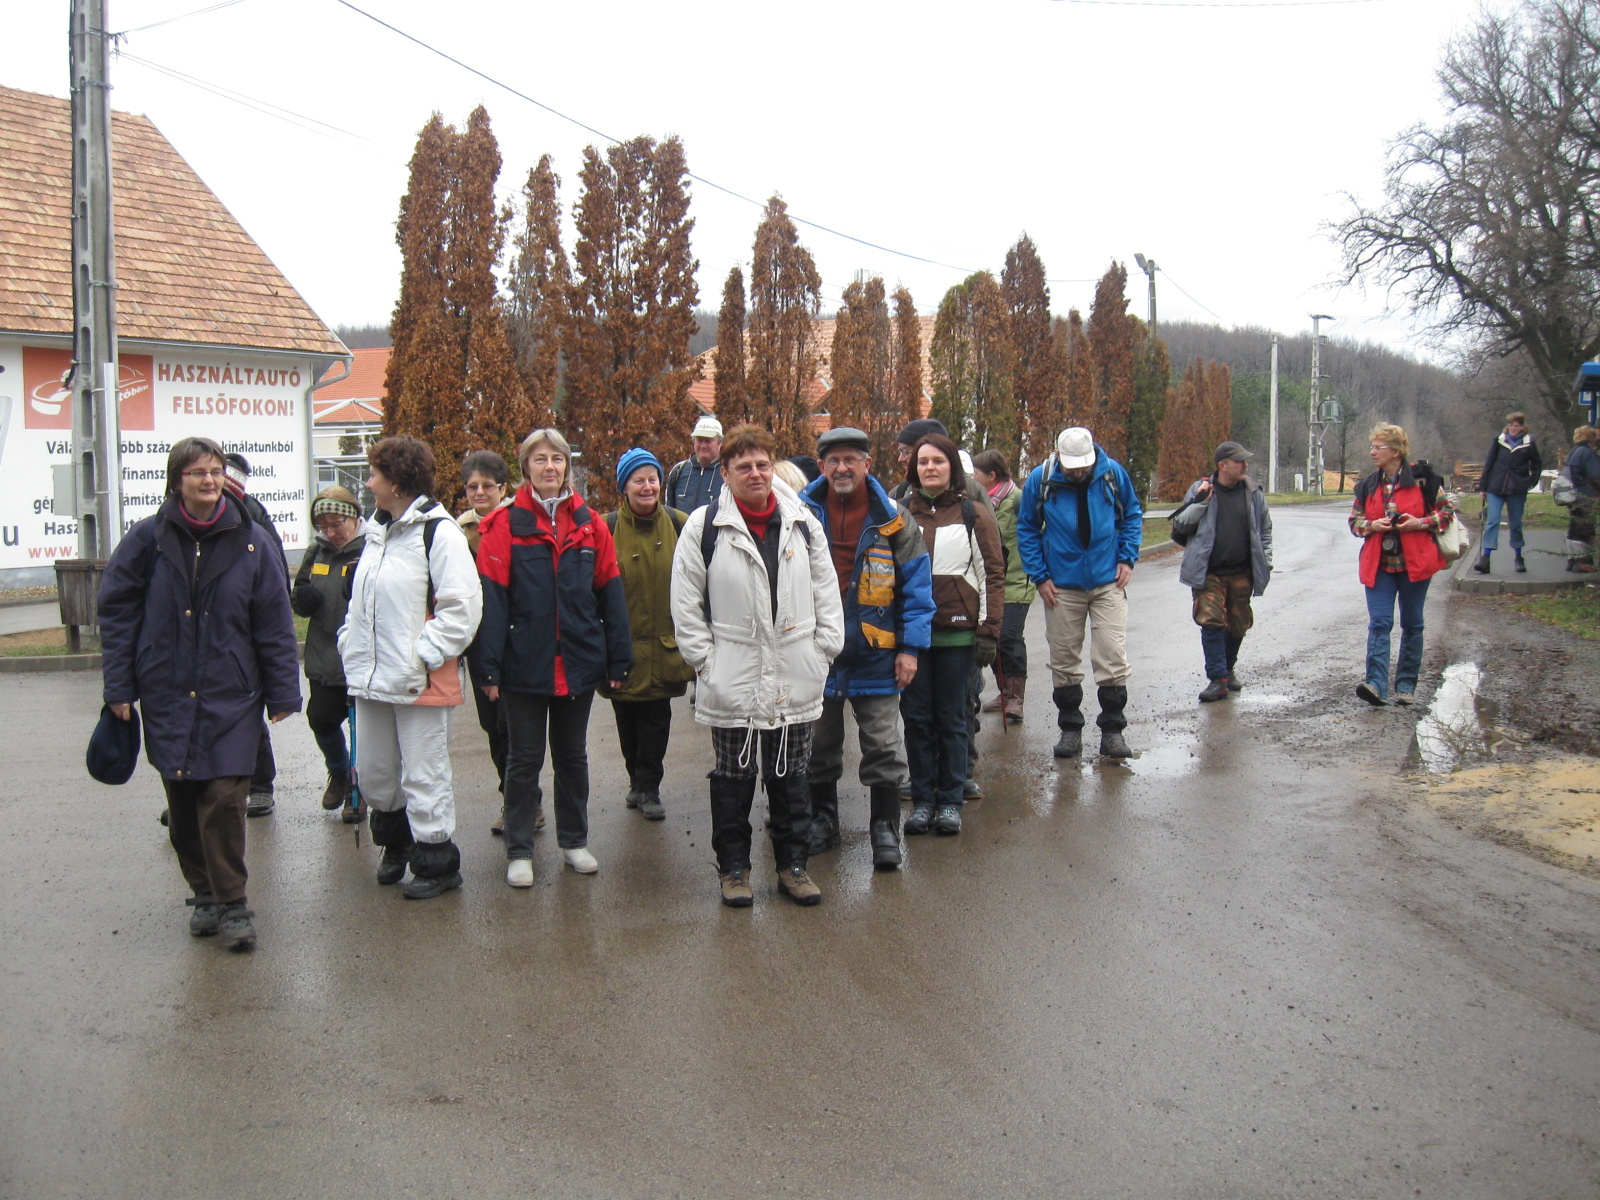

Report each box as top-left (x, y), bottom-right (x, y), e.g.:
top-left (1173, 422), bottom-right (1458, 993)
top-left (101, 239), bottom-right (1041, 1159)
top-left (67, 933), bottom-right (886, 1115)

top-left (972, 450), bottom-right (1035, 723)
top-left (605, 448), bottom-right (695, 820)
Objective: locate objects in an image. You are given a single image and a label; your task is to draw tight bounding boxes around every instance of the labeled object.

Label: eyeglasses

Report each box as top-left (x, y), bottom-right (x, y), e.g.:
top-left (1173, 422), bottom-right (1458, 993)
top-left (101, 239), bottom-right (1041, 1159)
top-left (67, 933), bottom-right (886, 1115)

top-left (182, 469), bottom-right (227, 480)
top-left (314, 519), bottom-right (351, 531)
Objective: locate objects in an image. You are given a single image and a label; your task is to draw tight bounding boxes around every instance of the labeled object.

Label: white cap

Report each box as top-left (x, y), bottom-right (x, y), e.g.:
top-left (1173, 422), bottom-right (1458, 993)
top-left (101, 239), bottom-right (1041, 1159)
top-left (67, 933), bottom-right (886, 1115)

top-left (1055, 427), bottom-right (1096, 469)
top-left (692, 415), bottom-right (723, 439)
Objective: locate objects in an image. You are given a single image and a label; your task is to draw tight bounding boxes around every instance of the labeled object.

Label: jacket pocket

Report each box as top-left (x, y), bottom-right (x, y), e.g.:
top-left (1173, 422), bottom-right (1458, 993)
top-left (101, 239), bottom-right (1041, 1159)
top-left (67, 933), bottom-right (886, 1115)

top-left (858, 546), bottom-right (896, 607)
top-left (860, 620), bottom-right (897, 650)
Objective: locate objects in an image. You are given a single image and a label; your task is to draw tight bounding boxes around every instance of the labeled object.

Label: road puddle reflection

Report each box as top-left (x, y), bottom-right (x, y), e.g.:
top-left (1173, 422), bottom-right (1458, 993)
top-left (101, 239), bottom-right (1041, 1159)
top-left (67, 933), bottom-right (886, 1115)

top-left (1408, 662), bottom-right (1508, 774)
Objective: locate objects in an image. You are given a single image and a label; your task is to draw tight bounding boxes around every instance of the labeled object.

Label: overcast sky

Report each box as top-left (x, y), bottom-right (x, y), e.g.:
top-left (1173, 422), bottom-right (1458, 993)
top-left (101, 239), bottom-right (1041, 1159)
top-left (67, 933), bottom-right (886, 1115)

top-left (5, 0), bottom-right (1487, 360)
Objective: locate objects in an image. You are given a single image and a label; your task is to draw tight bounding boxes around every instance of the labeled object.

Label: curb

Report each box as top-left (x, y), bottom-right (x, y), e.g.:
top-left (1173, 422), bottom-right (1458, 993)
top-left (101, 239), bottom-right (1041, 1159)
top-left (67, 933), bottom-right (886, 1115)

top-left (0, 653), bottom-right (101, 674)
top-left (0, 596), bottom-right (57, 611)
top-left (1451, 529), bottom-right (1587, 595)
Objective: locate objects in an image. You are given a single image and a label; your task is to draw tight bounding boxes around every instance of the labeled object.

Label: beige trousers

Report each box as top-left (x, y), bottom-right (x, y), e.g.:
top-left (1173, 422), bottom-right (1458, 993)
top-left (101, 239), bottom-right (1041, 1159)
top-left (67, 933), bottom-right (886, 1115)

top-left (1043, 582), bottom-right (1130, 687)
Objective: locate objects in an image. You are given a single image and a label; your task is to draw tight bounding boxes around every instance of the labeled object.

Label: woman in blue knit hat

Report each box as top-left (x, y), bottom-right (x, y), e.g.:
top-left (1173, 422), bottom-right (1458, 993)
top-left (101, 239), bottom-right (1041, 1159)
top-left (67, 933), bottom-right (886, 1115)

top-left (603, 447), bottom-right (694, 819)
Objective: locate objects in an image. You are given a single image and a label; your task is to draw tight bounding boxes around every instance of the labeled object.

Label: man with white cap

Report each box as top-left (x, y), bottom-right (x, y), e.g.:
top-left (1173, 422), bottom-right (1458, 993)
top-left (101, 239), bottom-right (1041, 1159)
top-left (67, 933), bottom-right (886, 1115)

top-left (1016, 427), bottom-right (1144, 758)
top-left (665, 415), bottom-right (724, 513)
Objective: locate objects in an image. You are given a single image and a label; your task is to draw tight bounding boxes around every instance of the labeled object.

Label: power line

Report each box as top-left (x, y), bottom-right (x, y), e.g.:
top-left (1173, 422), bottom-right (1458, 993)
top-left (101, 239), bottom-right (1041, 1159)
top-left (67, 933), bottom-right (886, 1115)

top-left (115, 49), bottom-right (380, 145)
top-left (1158, 269), bottom-right (1226, 322)
top-left (113, 0), bottom-right (247, 36)
top-left (1050, 0), bottom-right (1380, 7)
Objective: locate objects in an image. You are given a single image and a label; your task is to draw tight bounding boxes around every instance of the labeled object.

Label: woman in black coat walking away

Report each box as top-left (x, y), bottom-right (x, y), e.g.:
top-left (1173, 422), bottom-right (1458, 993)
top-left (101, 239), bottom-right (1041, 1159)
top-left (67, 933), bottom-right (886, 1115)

top-left (98, 436), bottom-right (303, 951)
top-left (1474, 411), bottom-right (1543, 575)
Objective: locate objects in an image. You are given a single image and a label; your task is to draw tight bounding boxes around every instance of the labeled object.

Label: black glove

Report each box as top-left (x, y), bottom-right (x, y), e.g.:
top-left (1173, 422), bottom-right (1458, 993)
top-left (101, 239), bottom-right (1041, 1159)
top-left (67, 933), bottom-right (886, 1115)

top-left (973, 634), bottom-right (998, 670)
top-left (291, 582), bottom-right (324, 616)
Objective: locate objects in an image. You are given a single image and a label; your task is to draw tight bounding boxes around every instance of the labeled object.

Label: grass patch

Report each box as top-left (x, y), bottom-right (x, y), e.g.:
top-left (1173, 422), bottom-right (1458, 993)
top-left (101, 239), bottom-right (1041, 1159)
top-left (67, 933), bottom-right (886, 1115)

top-left (0, 627), bottom-right (97, 657)
top-left (1140, 523), bottom-right (1173, 548)
top-left (1512, 585), bottom-right (1600, 640)
top-left (1263, 492), bottom-right (1351, 506)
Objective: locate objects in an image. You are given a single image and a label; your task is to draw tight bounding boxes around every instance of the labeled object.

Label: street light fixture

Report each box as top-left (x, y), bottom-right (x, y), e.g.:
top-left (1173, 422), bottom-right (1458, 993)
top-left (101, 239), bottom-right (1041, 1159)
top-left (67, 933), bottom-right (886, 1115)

top-left (1134, 254), bottom-right (1157, 332)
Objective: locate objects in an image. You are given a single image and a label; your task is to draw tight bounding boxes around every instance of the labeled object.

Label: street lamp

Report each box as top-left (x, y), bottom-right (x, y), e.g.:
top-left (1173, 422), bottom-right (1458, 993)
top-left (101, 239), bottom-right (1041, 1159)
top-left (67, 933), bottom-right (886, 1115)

top-left (1134, 254), bottom-right (1157, 332)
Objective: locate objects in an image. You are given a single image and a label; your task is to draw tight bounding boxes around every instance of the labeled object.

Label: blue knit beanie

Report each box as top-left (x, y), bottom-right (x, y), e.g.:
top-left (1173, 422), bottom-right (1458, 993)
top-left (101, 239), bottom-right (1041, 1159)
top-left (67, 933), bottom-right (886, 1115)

top-left (616, 446), bottom-right (664, 492)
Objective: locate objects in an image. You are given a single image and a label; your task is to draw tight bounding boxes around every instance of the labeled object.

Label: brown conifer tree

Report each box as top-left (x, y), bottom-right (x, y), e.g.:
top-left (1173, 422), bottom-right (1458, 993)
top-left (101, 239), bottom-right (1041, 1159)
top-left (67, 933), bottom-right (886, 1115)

top-left (1155, 358), bottom-right (1231, 500)
top-left (929, 280), bottom-right (976, 443)
top-left (746, 195), bottom-right (821, 456)
top-left (714, 266), bottom-right (748, 421)
top-left (1088, 262), bottom-right (1136, 464)
top-left (827, 276), bottom-right (898, 467)
top-left (385, 113), bottom-right (454, 439)
top-left (1060, 309), bottom-right (1093, 430)
top-left (890, 286), bottom-right (923, 426)
top-left (566, 135), bottom-right (701, 503)
top-left (930, 272), bottom-right (1017, 459)
top-left (506, 154), bottom-right (569, 429)
top-left (1002, 235), bottom-right (1057, 466)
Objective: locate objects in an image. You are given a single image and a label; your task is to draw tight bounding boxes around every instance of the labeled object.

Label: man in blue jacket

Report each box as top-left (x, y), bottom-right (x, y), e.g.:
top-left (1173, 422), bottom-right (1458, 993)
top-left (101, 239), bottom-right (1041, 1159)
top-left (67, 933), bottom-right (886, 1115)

top-left (802, 427), bottom-right (935, 870)
top-left (1017, 426), bottom-right (1143, 759)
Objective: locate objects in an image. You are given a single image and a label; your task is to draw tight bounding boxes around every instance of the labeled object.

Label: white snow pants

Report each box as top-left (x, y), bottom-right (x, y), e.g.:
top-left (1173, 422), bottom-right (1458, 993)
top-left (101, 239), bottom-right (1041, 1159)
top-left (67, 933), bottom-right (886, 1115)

top-left (354, 698), bottom-right (456, 843)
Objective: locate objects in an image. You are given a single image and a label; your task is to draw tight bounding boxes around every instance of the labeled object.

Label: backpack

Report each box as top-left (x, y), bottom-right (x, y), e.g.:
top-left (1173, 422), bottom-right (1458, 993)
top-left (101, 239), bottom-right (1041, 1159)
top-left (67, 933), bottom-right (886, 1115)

top-left (1032, 456), bottom-right (1125, 533)
top-left (603, 507), bottom-right (687, 537)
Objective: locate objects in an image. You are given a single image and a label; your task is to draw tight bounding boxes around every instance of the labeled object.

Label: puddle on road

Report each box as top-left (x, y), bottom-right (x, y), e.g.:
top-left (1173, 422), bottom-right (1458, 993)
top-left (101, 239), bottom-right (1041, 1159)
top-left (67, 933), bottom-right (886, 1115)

top-left (1407, 663), bottom-right (1508, 774)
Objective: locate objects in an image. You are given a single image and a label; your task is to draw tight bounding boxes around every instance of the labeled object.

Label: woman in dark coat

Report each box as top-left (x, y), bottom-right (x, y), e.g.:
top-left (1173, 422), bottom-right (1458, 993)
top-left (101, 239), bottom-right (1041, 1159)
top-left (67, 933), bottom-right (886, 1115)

top-left (1474, 410), bottom-right (1542, 575)
top-left (98, 436), bottom-right (302, 951)
top-left (290, 486), bottom-right (366, 818)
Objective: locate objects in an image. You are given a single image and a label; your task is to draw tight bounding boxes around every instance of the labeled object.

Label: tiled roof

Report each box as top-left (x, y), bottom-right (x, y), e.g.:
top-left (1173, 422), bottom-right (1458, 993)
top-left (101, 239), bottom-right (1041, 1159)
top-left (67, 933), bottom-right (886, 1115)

top-left (0, 85), bottom-right (345, 357)
top-left (316, 399), bottom-right (383, 427)
top-left (314, 346), bottom-right (389, 403)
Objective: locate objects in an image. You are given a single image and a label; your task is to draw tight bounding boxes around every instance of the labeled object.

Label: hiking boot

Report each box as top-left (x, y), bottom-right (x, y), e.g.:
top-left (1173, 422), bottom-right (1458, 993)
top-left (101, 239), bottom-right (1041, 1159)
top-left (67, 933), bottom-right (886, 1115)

top-left (402, 871), bottom-right (462, 900)
top-left (1393, 691), bottom-right (1415, 706)
top-left (1053, 728), bottom-right (1082, 758)
top-left (1199, 677), bottom-right (1231, 703)
top-left (218, 901), bottom-right (256, 951)
top-left (719, 867), bottom-right (754, 908)
top-left (963, 778), bottom-right (983, 802)
top-left (1514, 554), bottom-right (1527, 573)
top-left (1473, 552), bottom-right (1491, 574)
top-left (1355, 682), bottom-right (1387, 706)
top-left (321, 770), bottom-right (349, 811)
top-left (904, 802), bottom-right (934, 836)
top-left (870, 819), bottom-right (902, 870)
top-left (982, 692), bottom-right (1005, 713)
top-left (777, 865), bottom-right (822, 906)
top-left (246, 790), bottom-right (274, 818)
top-left (933, 805), bottom-right (962, 835)
top-left (1051, 683), bottom-right (1085, 759)
top-left (186, 895), bottom-right (220, 937)
top-left (638, 792), bottom-right (665, 821)
top-left (376, 847), bottom-right (408, 886)
top-left (625, 789), bottom-right (643, 809)
top-left (1099, 730), bottom-right (1133, 759)
top-left (341, 792), bottom-right (364, 825)
top-left (1226, 671), bottom-right (1243, 692)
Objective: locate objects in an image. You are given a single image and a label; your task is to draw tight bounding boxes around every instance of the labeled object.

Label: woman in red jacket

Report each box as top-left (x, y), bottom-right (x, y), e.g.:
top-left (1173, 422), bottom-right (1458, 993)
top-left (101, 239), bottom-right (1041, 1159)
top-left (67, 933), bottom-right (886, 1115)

top-left (473, 429), bottom-right (632, 887)
top-left (1348, 423), bottom-right (1454, 706)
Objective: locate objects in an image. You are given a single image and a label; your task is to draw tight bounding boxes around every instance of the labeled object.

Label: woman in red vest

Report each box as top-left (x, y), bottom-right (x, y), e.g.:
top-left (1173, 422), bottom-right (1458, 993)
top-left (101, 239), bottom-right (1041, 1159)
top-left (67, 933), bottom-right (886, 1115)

top-left (1349, 423), bottom-right (1455, 706)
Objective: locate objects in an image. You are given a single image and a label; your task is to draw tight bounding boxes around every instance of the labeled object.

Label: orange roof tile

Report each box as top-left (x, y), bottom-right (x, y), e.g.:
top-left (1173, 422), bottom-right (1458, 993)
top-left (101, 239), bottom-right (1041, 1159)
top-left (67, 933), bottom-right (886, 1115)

top-left (314, 346), bottom-right (389, 402)
top-left (0, 85), bottom-right (345, 357)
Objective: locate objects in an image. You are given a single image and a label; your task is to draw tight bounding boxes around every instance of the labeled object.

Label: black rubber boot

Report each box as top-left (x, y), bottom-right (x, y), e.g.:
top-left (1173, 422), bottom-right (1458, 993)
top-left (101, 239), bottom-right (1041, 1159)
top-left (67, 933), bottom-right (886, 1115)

top-left (1051, 684), bottom-right (1085, 758)
top-left (1096, 685), bottom-right (1133, 758)
top-left (370, 808), bottom-right (414, 885)
top-left (1225, 634), bottom-right (1244, 691)
top-left (807, 781), bottom-right (840, 856)
top-left (868, 783), bottom-right (902, 869)
top-left (403, 840), bottom-right (463, 899)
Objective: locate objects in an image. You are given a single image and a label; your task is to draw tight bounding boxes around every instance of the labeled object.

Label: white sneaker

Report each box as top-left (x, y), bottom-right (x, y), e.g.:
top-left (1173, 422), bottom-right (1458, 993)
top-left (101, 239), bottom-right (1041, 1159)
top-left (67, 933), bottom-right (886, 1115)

top-left (563, 847), bottom-right (599, 874)
top-left (505, 859), bottom-right (534, 888)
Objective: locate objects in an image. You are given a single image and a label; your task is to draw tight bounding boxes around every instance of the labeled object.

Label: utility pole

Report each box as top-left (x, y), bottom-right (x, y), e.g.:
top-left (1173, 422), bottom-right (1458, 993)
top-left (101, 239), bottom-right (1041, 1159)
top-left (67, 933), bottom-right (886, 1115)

top-left (1268, 334), bottom-right (1279, 494)
top-left (1134, 253), bottom-right (1157, 333)
top-left (1308, 314), bottom-right (1332, 496)
top-left (68, 0), bottom-right (121, 562)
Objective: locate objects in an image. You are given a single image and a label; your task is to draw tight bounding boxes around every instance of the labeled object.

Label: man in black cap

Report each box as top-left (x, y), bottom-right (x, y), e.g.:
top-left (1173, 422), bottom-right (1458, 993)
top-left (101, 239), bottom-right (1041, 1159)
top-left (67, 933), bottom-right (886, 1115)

top-left (799, 427), bottom-right (934, 869)
top-left (1169, 441), bottom-right (1273, 702)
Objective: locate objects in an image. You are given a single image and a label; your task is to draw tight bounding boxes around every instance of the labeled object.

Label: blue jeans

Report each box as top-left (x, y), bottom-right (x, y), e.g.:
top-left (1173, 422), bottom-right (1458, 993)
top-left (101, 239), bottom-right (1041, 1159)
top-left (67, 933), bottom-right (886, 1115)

top-left (901, 643), bottom-right (974, 808)
top-left (1364, 571), bottom-right (1430, 698)
top-left (1482, 491), bottom-right (1526, 552)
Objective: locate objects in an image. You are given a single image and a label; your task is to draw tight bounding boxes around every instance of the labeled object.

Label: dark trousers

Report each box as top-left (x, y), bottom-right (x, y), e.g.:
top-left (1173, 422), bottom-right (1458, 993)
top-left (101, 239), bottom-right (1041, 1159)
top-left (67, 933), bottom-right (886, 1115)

top-left (901, 643), bottom-right (975, 808)
top-left (251, 718), bottom-right (275, 794)
top-left (164, 775), bottom-right (250, 903)
top-left (468, 657), bottom-right (509, 792)
top-left (502, 689), bottom-right (595, 856)
top-left (612, 697), bottom-right (673, 794)
top-left (305, 681), bottom-right (351, 774)
top-left (995, 600), bottom-right (1030, 682)
top-left (709, 723), bottom-right (814, 872)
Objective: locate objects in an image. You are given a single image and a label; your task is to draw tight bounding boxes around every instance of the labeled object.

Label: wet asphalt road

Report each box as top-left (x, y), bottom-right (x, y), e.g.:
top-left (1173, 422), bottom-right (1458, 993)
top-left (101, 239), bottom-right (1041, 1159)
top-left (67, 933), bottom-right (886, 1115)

top-left (3, 505), bottom-right (1598, 1199)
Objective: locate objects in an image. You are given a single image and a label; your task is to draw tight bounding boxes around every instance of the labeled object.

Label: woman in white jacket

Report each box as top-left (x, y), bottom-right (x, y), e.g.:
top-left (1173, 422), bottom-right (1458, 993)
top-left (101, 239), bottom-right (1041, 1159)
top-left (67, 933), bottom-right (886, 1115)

top-left (339, 437), bottom-right (482, 900)
top-left (670, 425), bottom-right (844, 909)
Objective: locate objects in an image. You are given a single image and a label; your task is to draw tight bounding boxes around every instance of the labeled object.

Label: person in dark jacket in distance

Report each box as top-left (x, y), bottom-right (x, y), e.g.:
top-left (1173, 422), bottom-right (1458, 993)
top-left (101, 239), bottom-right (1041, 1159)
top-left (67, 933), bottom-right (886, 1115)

top-left (664, 414), bottom-right (724, 513)
top-left (223, 451), bottom-right (286, 817)
top-left (1474, 411), bottom-right (1543, 575)
top-left (1564, 425), bottom-right (1600, 573)
top-left (801, 427), bottom-right (935, 869)
top-left (1016, 426), bottom-right (1144, 759)
top-left (473, 428), bottom-right (632, 888)
top-left (98, 436), bottom-right (302, 951)
top-left (455, 449), bottom-right (519, 837)
top-left (900, 434), bottom-right (1005, 838)
top-left (605, 447), bottom-right (693, 822)
top-left (1169, 442), bottom-right (1273, 703)
top-left (290, 486), bottom-right (366, 817)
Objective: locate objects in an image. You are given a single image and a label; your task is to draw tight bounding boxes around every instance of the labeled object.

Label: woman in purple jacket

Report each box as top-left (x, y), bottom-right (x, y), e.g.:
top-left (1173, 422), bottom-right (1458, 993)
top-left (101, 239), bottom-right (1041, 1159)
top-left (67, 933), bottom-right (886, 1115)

top-left (98, 436), bottom-right (302, 951)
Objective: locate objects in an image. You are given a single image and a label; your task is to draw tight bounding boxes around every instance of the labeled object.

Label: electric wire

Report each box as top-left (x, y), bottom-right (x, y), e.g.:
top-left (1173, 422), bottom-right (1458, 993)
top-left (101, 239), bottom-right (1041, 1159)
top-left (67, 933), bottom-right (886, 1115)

top-left (113, 0), bottom-right (248, 37)
top-left (1157, 270), bottom-right (1227, 322)
top-left (1050, 0), bottom-right (1379, 7)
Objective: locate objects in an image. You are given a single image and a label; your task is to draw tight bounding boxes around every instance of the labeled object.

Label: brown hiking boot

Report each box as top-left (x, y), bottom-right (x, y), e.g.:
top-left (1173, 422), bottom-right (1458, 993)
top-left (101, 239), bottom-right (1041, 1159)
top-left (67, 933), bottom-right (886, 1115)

top-left (321, 770), bottom-right (349, 811)
top-left (777, 865), bottom-right (822, 906)
top-left (719, 868), bottom-right (754, 908)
